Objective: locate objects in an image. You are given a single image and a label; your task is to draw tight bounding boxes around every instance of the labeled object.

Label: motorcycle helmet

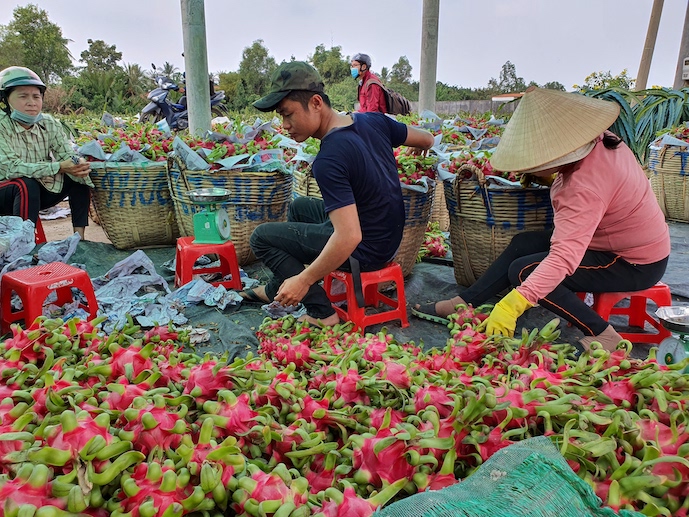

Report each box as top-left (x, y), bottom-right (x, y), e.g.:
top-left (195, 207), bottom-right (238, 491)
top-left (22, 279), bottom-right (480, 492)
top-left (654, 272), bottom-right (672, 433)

top-left (352, 53), bottom-right (372, 69)
top-left (0, 66), bottom-right (47, 95)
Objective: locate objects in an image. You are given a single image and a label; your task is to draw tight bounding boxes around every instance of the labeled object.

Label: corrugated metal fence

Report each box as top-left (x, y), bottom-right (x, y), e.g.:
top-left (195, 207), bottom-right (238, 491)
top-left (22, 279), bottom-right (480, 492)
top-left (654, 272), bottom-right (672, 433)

top-left (410, 100), bottom-right (518, 116)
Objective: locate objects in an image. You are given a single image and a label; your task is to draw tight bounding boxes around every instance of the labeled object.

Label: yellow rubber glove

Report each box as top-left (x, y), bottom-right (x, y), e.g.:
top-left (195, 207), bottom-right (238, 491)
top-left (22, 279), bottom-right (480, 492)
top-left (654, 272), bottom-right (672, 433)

top-left (520, 173), bottom-right (557, 188)
top-left (481, 289), bottom-right (533, 337)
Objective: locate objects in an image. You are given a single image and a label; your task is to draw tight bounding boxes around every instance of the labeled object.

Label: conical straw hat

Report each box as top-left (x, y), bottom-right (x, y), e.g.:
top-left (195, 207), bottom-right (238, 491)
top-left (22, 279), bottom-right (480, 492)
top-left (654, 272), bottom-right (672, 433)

top-left (490, 87), bottom-right (620, 173)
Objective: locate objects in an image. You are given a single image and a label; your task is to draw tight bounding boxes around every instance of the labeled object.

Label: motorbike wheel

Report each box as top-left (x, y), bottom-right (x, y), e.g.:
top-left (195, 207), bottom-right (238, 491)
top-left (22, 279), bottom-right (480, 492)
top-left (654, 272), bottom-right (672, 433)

top-left (140, 111), bottom-right (163, 124)
top-left (212, 105), bottom-right (228, 118)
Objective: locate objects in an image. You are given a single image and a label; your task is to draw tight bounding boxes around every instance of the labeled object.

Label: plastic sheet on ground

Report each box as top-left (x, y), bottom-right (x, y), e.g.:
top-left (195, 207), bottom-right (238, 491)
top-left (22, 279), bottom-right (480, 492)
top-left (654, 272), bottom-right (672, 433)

top-left (0, 216), bottom-right (36, 269)
top-left (29, 218), bottom-right (689, 360)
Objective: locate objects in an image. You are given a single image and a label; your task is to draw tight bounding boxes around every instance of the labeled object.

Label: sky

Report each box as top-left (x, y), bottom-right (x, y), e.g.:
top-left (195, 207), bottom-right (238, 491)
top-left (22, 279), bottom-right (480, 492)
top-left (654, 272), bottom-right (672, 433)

top-left (3, 0), bottom-right (688, 91)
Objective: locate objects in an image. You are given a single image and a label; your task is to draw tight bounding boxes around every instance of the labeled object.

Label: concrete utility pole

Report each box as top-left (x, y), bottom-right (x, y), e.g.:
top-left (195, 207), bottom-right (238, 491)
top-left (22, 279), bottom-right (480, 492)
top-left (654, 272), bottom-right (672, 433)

top-left (636, 0), bottom-right (664, 90)
top-left (181, 0), bottom-right (211, 135)
top-left (674, 0), bottom-right (689, 89)
top-left (419, 0), bottom-right (440, 113)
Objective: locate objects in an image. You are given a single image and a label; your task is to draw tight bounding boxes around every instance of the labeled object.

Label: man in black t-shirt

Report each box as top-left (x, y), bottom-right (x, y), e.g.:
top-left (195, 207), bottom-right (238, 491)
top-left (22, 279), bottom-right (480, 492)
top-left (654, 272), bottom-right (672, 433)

top-left (243, 62), bottom-right (433, 327)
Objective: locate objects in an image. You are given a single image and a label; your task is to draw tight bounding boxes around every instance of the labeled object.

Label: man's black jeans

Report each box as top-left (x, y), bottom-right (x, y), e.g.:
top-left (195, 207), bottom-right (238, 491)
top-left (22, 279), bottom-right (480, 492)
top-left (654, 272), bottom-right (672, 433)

top-left (250, 196), bottom-right (340, 319)
top-left (459, 230), bottom-right (669, 336)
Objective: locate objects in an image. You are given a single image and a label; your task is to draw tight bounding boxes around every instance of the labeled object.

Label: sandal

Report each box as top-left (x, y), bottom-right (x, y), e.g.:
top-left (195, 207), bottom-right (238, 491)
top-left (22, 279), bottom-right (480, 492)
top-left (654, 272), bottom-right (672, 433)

top-left (411, 303), bottom-right (450, 326)
top-left (239, 287), bottom-right (270, 304)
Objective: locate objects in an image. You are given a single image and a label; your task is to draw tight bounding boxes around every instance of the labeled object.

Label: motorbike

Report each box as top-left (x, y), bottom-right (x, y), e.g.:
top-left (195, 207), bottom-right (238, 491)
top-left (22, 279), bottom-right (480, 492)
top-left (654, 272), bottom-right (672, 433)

top-left (139, 64), bottom-right (228, 130)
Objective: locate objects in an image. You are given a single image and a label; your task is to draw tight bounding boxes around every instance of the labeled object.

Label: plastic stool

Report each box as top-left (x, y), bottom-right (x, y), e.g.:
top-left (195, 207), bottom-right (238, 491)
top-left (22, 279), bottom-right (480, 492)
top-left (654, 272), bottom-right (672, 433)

top-left (35, 218), bottom-right (47, 245)
top-left (1, 262), bottom-right (98, 333)
top-left (174, 236), bottom-right (242, 290)
top-left (323, 262), bottom-right (409, 332)
top-left (577, 282), bottom-right (672, 344)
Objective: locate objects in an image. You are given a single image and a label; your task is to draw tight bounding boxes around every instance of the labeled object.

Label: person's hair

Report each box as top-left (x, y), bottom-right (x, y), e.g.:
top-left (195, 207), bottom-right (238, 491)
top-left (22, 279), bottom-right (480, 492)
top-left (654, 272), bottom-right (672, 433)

top-left (602, 131), bottom-right (622, 150)
top-left (284, 89), bottom-right (331, 110)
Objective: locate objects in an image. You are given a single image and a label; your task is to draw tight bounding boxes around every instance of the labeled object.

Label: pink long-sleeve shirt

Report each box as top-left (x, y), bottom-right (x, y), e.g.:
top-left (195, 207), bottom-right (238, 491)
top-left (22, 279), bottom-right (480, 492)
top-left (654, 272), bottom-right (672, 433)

top-left (517, 133), bottom-right (671, 304)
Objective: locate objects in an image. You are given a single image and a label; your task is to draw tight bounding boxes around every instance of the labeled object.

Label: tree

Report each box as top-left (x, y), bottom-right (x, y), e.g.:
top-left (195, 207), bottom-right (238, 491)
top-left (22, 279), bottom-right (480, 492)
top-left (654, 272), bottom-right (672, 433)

top-left (2, 4), bottom-right (72, 83)
top-left (238, 40), bottom-right (277, 102)
top-left (122, 63), bottom-right (149, 99)
top-left (390, 56), bottom-right (412, 85)
top-left (310, 44), bottom-right (349, 85)
top-left (217, 71), bottom-right (243, 110)
top-left (80, 39), bottom-right (122, 73)
top-left (541, 81), bottom-right (566, 91)
top-left (573, 69), bottom-right (635, 91)
top-left (380, 67), bottom-right (390, 82)
top-left (487, 61), bottom-right (527, 94)
top-left (0, 25), bottom-right (24, 71)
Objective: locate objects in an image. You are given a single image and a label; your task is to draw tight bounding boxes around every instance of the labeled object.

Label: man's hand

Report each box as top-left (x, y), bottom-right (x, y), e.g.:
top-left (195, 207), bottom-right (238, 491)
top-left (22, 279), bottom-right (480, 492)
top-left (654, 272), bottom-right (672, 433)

top-left (60, 157), bottom-right (91, 178)
top-left (275, 274), bottom-right (312, 307)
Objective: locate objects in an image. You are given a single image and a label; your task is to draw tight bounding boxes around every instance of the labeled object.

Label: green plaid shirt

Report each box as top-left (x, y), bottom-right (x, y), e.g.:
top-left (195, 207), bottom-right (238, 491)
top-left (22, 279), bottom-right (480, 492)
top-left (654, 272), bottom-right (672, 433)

top-left (0, 111), bottom-right (93, 193)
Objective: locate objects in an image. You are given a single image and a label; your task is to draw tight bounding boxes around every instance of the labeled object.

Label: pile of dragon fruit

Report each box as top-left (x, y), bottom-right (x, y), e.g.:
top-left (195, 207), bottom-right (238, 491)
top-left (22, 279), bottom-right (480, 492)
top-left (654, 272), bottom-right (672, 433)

top-left (0, 306), bottom-right (687, 517)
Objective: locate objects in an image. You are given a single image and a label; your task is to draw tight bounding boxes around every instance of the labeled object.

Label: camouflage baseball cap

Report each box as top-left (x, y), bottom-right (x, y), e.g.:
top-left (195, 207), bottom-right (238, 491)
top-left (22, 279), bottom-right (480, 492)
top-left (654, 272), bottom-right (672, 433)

top-left (253, 61), bottom-right (325, 112)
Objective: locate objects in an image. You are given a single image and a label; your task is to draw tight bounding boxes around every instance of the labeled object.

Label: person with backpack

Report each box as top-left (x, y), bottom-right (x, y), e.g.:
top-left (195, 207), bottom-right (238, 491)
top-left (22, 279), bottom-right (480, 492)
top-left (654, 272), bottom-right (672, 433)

top-left (351, 53), bottom-right (387, 114)
top-left (0, 66), bottom-right (92, 240)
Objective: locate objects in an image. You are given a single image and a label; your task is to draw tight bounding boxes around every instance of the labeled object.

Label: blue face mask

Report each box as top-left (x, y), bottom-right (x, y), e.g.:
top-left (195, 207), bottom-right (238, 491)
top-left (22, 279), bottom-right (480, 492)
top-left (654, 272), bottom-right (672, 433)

top-left (10, 109), bottom-right (43, 126)
top-left (350, 67), bottom-right (359, 79)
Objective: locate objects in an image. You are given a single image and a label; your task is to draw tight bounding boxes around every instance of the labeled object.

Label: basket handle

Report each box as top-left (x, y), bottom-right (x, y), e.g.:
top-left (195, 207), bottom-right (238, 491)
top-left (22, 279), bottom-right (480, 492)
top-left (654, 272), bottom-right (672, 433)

top-left (456, 163), bottom-right (487, 185)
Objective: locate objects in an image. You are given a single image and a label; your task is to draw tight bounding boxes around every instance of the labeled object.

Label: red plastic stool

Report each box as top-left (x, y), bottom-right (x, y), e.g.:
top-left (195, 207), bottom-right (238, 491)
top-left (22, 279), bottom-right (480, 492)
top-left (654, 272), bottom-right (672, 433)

top-left (34, 218), bottom-right (47, 245)
top-left (1, 262), bottom-right (99, 333)
top-left (577, 282), bottom-right (672, 344)
top-left (323, 262), bottom-right (409, 332)
top-left (174, 237), bottom-right (242, 290)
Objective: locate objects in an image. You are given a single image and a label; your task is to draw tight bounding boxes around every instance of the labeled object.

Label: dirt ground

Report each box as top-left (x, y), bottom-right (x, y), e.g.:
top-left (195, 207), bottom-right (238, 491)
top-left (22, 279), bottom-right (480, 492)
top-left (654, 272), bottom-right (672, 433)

top-left (40, 201), bottom-right (111, 244)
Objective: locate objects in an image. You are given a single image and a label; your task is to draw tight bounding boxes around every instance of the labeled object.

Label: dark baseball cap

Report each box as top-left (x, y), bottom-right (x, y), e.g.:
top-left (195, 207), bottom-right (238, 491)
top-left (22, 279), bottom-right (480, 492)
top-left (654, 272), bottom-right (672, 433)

top-left (253, 61), bottom-right (325, 112)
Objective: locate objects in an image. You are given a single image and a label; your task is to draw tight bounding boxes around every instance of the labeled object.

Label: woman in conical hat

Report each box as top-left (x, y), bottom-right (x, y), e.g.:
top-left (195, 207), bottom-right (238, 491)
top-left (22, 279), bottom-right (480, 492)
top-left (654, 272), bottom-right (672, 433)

top-left (414, 87), bottom-right (670, 352)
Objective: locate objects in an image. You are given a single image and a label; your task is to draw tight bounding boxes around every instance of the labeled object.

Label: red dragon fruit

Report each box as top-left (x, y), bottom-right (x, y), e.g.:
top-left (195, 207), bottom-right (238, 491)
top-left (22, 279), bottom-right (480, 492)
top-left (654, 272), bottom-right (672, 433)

top-left (182, 361), bottom-right (234, 403)
top-left (317, 479), bottom-right (406, 517)
top-left (118, 397), bottom-right (189, 455)
top-left (231, 463), bottom-right (308, 516)
top-left (351, 430), bottom-right (414, 487)
top-left (114, 461), bottom-right (210, 517)
top-left (202, 391), bottom-right (259, 439)
top-left (0, 463), bottom-right (66, 513)
top-left (377, 359), bottom-right (411, 389)
top-left (413, 385), bottom-right (457, 418)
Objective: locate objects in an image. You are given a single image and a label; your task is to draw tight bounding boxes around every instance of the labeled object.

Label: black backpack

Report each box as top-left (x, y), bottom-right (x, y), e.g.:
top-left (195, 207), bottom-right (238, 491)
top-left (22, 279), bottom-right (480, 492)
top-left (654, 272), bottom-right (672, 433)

top-left (365, 78), bottom-right (412, 116)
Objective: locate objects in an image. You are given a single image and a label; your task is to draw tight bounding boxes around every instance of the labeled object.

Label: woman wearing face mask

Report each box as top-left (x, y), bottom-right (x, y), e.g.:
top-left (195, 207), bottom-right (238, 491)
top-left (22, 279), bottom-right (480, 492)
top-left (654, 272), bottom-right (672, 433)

top-left (0, 66), bottom-right (92, 240)
top-left (351, 53), bottom-right (387, 113)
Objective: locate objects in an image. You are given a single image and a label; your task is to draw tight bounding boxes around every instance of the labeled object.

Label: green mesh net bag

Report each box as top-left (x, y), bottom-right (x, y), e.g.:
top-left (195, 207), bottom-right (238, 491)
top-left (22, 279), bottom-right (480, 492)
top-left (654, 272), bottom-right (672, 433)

top-left (375, 437), bottom-right (644, 517)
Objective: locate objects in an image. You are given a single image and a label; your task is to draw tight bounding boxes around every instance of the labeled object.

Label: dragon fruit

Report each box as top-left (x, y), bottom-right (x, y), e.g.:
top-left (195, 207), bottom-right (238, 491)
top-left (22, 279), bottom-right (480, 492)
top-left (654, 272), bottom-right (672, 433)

top-left (202, 390), bottom-right (260, 444)
top-left (413, 385), bottom-right (457, 418)
top-left (377, 360), bottom-right (411, 389)
top-left (316, 479), bottom-right (407, 517)
top-left (114, 461), bottom-right (212, 517)
top-left (86, 341), bottom-right (155, 383)
top-left (182, 361), bottom-right (234, 403)
top-left (38, 409), bottom-right (118, 466)
top-left (118, 396), bottom-right (189, 455)
top-left (0, 463), bottom-right (66, 513)
top-left (351, 431), bottom-right (414, 487)
top-left (231, 463), bottom-right (308, 517)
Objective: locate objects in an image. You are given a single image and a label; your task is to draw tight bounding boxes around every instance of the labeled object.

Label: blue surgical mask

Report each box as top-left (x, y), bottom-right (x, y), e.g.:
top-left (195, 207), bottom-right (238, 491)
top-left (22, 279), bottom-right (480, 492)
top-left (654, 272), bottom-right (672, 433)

top-left (10, 109), bottom-right (43, 126)
top-left (350, 67), bottom-right (359, 79)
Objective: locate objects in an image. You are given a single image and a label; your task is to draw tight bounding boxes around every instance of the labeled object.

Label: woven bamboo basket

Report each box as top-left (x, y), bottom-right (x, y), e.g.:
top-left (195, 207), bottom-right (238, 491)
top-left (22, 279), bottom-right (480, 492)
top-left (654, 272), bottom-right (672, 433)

top-left (167, 161), bottom-right (293, 265)
top-left (292, 164), bottom-right (322, 198)
top-left (647, 146), bottom-right (689, 222)
top-left (446, 164), bottom-right (554, 287)
top-left (429, 185), bottom-right (450, 231)
top-left (392, 183), bottom-right (435, 277)
top-left (89, 161), bottom-right (179, 250)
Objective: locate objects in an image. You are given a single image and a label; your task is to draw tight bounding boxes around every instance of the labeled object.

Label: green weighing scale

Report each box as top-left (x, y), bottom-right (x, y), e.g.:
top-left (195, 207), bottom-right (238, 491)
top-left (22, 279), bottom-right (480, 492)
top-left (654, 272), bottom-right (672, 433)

top-left (656, 305), bottom-right (689, 372)
top-left (185, 188), bottom-right (232, 244)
